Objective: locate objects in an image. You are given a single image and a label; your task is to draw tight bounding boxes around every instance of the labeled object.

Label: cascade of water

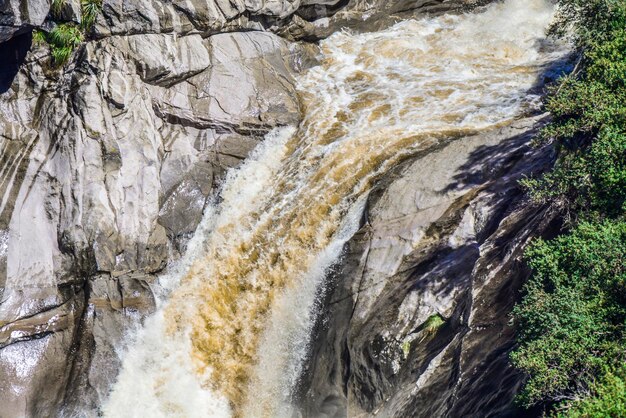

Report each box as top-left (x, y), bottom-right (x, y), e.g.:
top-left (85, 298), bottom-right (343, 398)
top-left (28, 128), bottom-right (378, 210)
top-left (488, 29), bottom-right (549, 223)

top-left (104, 1), bottom-right (568, 416)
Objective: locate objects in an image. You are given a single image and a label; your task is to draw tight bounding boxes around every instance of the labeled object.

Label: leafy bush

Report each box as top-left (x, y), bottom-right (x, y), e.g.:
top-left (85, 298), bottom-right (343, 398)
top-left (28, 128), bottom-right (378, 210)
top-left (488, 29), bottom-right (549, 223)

top-left (548, 0), bottom-right (626, 43)
top-left (522, 26), bottom-right (626, 218)
top-left (514, 0), bottom-right (626, 415)
top-left (512, 221), bottom-right (626, 406)
top-left (558, 365), bottom-right (626, 417)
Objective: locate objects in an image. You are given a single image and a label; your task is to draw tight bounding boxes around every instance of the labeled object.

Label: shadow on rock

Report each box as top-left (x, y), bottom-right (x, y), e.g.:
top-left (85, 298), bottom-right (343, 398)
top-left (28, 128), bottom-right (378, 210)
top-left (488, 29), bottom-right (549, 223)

top-left (0, 32), bottom-right (31, 94)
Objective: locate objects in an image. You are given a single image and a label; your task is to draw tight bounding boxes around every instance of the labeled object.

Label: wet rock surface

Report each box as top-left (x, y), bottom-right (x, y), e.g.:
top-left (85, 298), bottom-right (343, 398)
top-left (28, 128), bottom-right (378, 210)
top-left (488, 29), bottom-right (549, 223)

top-left (0, 0), bottom-right (552, 416)
top-left (299, 116), bottom-right (560, 418)
top-left (0, 18), bottom-right (313, 418)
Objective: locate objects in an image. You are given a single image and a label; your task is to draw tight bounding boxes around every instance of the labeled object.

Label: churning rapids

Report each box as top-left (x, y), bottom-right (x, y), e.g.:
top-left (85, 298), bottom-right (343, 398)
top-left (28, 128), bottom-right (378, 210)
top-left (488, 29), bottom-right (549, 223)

top-left (103, 1), bottom-right (568, 417)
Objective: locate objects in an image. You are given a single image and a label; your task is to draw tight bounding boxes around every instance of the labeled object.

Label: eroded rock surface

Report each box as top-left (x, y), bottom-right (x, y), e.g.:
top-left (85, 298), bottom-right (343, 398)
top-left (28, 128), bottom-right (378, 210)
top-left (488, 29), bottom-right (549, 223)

top-left (1, 0), bottom-right (480, 45)
top-left (299, 116), bottom-right (560, 418)
top-left (0, 0), bottom-right (549, 416)
top-left (0, 0), bottom-right (49, 42)
top-left (0, 23), bottom-right (313, 418)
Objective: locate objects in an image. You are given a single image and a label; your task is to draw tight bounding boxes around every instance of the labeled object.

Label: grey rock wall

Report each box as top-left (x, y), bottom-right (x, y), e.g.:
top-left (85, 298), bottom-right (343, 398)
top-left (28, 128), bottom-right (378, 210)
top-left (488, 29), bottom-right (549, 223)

top-left (1, 0), bottom-right (479, 44)
top-left (0, 0), bottom-right (49, 42)
top-left (0, 0), bottom-right (546, 417)
top-left (299, 117), bottom-right (559, 418)
top-left (0, 22), bottom-right (313, 418)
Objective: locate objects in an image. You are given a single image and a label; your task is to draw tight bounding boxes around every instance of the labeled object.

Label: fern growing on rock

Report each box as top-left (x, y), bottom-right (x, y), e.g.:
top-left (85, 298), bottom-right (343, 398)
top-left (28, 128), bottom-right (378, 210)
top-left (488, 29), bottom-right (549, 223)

top-left (51, 0), bottom-right (66, 18)
top-left (34, 0), bottom-right (102, 67)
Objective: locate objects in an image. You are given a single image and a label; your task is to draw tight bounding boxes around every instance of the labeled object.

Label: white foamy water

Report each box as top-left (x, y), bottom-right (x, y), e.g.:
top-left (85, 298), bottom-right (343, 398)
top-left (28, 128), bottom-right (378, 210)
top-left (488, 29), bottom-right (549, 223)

top-left (103, 1), bottom-right (568, 417)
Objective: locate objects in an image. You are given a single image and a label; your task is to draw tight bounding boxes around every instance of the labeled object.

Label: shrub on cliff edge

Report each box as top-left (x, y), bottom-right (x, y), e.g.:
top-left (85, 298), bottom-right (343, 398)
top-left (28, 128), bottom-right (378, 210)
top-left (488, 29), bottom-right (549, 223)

top-left (513, 0), bottom-right (626, 415)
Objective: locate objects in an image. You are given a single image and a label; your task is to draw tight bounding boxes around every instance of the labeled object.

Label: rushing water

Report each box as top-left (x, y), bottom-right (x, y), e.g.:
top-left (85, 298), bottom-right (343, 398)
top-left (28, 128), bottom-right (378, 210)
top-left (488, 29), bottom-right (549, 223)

top-left (104, 1), bottom-right (568, 417)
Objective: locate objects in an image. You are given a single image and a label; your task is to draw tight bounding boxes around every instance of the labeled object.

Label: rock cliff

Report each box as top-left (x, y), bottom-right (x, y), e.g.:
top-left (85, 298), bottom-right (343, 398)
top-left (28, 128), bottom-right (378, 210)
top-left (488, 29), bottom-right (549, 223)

top-left (0, 0), bottom-right (555, 417)
top-left (298, 116), bottom-right (560, 417)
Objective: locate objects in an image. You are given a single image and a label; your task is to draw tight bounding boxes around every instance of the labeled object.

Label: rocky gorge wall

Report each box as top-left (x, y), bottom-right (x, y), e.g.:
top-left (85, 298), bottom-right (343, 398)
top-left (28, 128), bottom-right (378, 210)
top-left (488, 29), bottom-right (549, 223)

top-left (298, 116), bottom-right (560, 418)
top-left (0, 0), bottom-right (561, 417)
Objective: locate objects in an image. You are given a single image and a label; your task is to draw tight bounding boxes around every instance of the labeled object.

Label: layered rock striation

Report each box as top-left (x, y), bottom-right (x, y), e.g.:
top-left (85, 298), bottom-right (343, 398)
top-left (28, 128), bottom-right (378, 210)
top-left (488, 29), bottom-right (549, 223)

top-left (0, 0), bottom-right (554, 417)
top-left (0, 20), bottom-right (311, 418)
top-left (298, 116), bottom-right (560, 417)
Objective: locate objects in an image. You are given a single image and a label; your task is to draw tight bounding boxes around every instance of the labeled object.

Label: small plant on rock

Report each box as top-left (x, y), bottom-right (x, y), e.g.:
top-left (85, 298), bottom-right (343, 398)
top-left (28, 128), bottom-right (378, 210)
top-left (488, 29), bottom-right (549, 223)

top-left (423, 313), bottom-right (445, 334)
top-left (34, 0), bottom-right (102, 67)
top-left (81, 0), bottom-right (102, 30)
top-left (32, 29), bottom-right (47, 45)
top-left (48, 24), bottom-right (83, 65)
top-left (401, 340), bottom-right (411, 359)
top-left (51, 0), bottom-right (66, 17)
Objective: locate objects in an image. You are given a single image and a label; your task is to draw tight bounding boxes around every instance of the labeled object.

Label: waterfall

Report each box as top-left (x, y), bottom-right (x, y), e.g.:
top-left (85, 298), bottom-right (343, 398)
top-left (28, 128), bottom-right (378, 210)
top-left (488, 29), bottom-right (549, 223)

top-left (103, 1), bottom-right (568, 416)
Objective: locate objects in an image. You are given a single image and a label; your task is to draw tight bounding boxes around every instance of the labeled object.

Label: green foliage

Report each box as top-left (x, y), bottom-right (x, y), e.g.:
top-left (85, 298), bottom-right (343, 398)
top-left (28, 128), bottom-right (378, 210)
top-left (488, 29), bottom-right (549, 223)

top-left (512, 221), bottom-right (626, 406)
top-left (51, 0), bottom-right (66, 18)
top-left (523, 24), bottom-right (626, 217)
top-left (80, 0), bottom-right (102, 30)
top-left (34, 0), bottom-right (101, 67)
top-left (423, 314), bottom-right (445, 334)
top-left (51, 0), bottom-right (66, 17)
top-left (401, 340), bottom-right (411, 358)
top-left (32, 29), bottom-right (47, 45)
top-left (558, 365), bottom-right (626, 417)
top-left (548, 0), bottom-right (626, 43)
top-left (514, 6), bottom-right (626, 405)
top-left (523, 125), bottom-right (626, 217)
top-left (47, 24), bottom-right (83, 66)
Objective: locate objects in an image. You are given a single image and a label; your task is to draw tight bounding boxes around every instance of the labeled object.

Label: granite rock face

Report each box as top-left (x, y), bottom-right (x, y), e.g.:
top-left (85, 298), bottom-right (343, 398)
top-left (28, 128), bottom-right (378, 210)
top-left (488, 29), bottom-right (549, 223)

top-left (0, 0), bottom-right (49, 42)
top-left (299, 117), bottom-right (560, 418)
top-left (0, 0), bottom-right (479, 44)
top-left (0, 23), bottom-right (313, 418)
top-left (0, 0), bottom-right (549, 416)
